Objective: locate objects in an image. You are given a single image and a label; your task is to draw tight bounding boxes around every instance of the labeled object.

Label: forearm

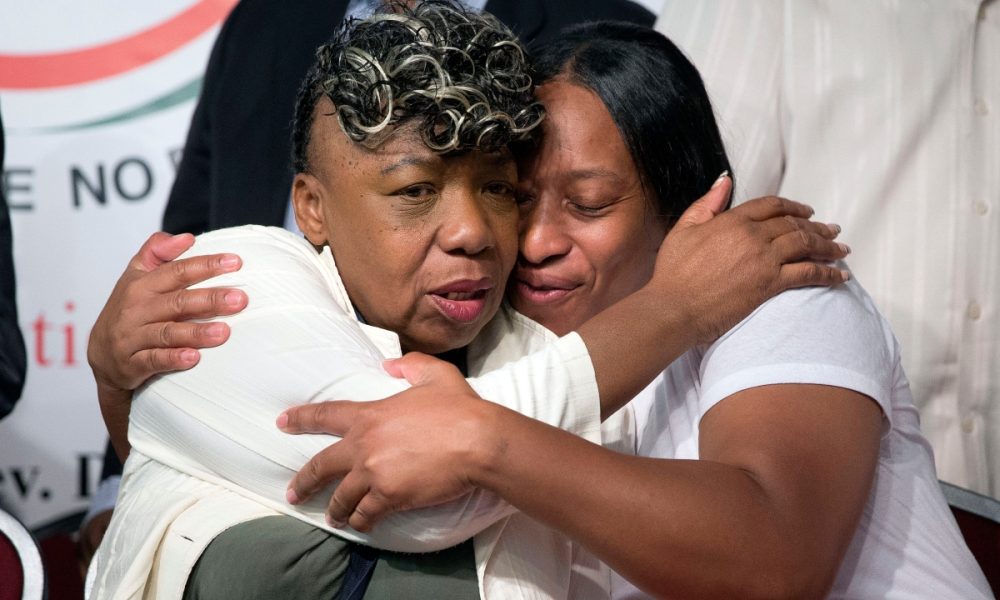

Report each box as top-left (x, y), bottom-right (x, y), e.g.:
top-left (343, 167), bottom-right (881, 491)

top-left (132, 377), bottom-right (513, 552)
top-left (577, 287), bottom-right (696, 420)
top-left (472, 289), bottom-right (697, 428)
top-left (98, 384), bottom-right (133, 461)
top-left (472, 407), bottom-right (832, 599)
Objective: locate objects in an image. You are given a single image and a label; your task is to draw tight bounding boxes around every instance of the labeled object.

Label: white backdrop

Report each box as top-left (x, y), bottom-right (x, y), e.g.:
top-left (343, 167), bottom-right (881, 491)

top-left (0, 0), bottom-right (235, 528)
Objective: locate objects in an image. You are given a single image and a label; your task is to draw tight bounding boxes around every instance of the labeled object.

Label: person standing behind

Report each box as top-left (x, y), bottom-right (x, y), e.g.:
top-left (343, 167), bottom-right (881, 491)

top-left (657, 0), bottom-right (1000, 497)
top-left (0, 105), bottom-right (27, 419)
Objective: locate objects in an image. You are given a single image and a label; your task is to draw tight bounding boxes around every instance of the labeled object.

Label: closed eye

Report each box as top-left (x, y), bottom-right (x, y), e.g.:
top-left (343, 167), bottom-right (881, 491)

top-left (570, 198), bottom-right (613, 215)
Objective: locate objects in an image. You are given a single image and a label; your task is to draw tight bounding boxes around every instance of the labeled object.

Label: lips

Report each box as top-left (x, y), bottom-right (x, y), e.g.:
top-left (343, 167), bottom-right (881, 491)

top-left (428, 278), bottom-right (493, 323)
top-left (513, 270), bottom-right (580, 305)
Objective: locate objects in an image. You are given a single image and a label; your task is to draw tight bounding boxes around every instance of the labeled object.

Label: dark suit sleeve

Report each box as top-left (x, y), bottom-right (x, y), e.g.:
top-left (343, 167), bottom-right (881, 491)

top-left (0, 108), bottom-right (27, 419)
top-left (161, 1), bottom-right (245, 235)
top-left (604, 0), bottom-right (656, 26)
top-left (100, 437), bottom-right (124, 480)
top-left (491, 0), bottom-right (655, 49)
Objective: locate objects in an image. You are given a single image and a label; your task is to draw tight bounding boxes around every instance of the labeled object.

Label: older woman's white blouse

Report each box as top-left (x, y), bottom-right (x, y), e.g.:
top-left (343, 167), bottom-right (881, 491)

top-left (88, 225), bottom-right (631, 600)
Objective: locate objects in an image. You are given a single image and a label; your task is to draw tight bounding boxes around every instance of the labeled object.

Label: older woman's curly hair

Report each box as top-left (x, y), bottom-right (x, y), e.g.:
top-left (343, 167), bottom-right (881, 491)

top-left (291, 0), bottom-right (544, 172)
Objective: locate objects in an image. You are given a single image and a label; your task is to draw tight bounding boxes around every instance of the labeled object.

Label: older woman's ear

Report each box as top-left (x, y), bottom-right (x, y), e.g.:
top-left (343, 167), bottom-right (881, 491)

top-left (292, 173), bottom-right (328, 246)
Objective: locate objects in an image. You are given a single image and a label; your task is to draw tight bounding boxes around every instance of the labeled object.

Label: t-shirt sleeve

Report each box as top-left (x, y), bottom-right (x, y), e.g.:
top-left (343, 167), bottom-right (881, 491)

top-left (697, 274), bottom-right (898, 431)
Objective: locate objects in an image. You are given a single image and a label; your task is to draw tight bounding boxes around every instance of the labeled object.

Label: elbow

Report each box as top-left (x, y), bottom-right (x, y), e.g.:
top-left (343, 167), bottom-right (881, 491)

top-left (741, 566), bottom-right (833, 600)
top-left (730, 545), bottom-right (838, 600)
top-left (643, 544), bottom-right (837, 600)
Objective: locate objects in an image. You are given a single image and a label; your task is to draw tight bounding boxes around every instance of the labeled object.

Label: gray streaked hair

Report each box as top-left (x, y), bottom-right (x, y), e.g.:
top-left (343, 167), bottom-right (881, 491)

top-left (291, 0), bottom-right (544, 172)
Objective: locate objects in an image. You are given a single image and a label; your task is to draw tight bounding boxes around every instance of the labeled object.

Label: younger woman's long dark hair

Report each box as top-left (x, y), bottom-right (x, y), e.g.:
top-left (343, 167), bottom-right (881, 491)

top-left (532, 21), bottom-right (733, 221)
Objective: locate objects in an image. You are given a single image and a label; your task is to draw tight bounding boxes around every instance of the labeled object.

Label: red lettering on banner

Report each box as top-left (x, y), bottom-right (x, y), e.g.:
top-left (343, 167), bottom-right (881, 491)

top-left (32, 314), bottom-right (52, 366)
top-left (64, 302), bottom-right (76, 366)
top-left (29, 301), bottom-right (81, 367)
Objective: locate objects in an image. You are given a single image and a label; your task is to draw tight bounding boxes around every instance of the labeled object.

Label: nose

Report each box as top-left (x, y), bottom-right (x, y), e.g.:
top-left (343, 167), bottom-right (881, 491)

top-left (438, 192), bottom-right (495, 256)
top-left (519, 196), bottom-right (571, 266)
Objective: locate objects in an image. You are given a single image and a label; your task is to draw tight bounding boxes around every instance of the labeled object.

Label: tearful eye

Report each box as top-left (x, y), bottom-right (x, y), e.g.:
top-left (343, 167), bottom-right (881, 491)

top-left (570, 198), bottom-right (613, 216)
top-left (573, 203), bottom-right (605, 214)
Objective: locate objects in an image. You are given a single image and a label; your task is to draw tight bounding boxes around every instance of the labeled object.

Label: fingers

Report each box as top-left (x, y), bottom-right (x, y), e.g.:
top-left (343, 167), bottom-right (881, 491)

top-left (137, 320), bottom-right (231, 351)
top-left (733, 195), bottom-right (815, 222)
top-left (382, 352), bottom-right (464, 385)
top-left (88, 239), bottom-right (244, 393)
top-left (699, 173), bottom-right (733, 216)
top-left (129, 347), bottom-right (201, 377)
top-left (132, 286), bottom-right (248, 324)
top-left (758, 215), bottom-right (842, 242)
top-left (771, 228), bottom-right (851, 263)
top-left (149, 232), bottom-right (196, 266)
top-left (286, 442), bottom-right (353, 505)
top-left (347, 492), bottom-right (392, 532)
top-left (131, 232), bottom-right (195, 272)
top-left (92, 287), bottom-right (243, 387)
top-left (113, 316), bottom-right (219, 380)
top-left (671, 174), bottom-right (733, 231)
top-left (322, 475), bottom-right (394, 532)
top-left (778, 262), bottom-right (851, 290)
top-left (278, 400), bottom-right (361, 435)
top-left (325, 473), bottom-right (370, 528)
top-left (143, 252), bottom-right (243, 294)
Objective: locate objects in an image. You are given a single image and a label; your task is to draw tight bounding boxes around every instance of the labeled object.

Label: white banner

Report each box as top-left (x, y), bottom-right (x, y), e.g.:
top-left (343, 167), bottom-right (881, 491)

top-left (0, 0), bottom-right (235, 527)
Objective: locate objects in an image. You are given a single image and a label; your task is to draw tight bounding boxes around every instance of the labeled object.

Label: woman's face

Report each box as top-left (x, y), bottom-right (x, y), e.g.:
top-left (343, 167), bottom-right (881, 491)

top-left (294, 99), bottom-right (519, 354)
top-left (510, 80), bottom-right (668, 336)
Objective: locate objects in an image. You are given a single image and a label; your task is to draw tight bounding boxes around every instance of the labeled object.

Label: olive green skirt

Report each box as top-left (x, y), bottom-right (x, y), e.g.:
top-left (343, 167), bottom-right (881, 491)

top-left (183, 515), bottom-right (479, 599)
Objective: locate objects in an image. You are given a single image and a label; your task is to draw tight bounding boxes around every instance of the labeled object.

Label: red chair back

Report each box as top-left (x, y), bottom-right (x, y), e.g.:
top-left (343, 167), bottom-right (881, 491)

top-left (942, 481), bottom-right (1000, 596)
top-left (0, 508), bottom-right (44, 600)
top-left (0, 528), bottom-right (25, 600)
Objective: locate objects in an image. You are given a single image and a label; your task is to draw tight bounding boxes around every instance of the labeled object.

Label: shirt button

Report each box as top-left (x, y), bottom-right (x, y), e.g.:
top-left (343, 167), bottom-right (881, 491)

top-left (974, 97), bottom-right (990, 117)
top-left (962, 415), bottom-right (976, 434)
top-left (967, 301), bottom-right (982, 320)
top-left (974, 201), bottom-right (989, 216)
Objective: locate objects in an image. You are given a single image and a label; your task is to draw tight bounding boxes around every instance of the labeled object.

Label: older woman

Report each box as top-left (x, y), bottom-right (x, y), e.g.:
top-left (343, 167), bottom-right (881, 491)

top-left (87, 3), bottom-right (851, 600)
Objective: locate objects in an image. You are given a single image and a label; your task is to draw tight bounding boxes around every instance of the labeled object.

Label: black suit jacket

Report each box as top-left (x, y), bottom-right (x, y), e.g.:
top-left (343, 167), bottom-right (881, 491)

top-left (0, 108), bottom-right (27, 418)
top-left (161, 0), bottom-right (654, 234)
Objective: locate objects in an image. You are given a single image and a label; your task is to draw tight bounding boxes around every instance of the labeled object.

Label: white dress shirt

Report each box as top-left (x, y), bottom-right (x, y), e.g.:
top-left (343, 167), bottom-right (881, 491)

top-left (657, 0), bottom-right (1000, 497)
top-left (88, 226), bottom-right (629, 600)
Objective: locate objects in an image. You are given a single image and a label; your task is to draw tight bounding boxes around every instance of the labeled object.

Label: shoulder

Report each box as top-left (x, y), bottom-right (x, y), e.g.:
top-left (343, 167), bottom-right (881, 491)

top-left (183, 226), bottom-right (350, 312)
top-left (208, 0), bottom-right (348, 69)
top-left (215, 0), bottom-right (325, 35)
top-left (186, 225), bottom-right (318, 266)
top-left (696, 270), bottom-right (901, 416)
top-left (581, 0), bottom-right (655, 25)
top-left (718, 274), bottom-right (893, 353)
top-left (539, 0), bottom-right (655, 26)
